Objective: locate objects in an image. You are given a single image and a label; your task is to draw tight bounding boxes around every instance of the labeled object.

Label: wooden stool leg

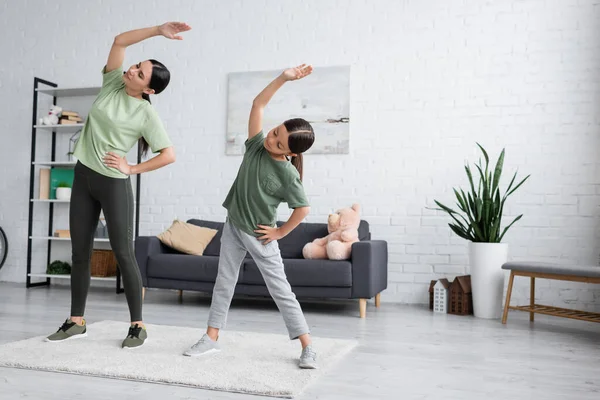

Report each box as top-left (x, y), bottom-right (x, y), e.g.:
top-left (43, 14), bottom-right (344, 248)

top-left (530, 277), bottom-right (535, 321)
top-left (178, 289), bottom-right (183, 303)
top-left (502, 271), bottom-right (515, 324)
top-left (142, 287), bottom-right (146, 301)
top-left (359, 299), bottom-right (367, 318)
top-left (375, 293), bottom-right (381, 308)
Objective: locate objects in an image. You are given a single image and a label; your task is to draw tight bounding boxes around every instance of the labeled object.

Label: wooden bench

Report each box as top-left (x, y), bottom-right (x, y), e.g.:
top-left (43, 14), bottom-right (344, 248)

top-left (501, 261), bottom-right (600, 324)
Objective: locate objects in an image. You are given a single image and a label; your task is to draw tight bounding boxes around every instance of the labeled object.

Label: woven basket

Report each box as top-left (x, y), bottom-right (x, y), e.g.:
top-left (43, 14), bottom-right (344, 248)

top-left (90, 249), bottom-right (117, 277)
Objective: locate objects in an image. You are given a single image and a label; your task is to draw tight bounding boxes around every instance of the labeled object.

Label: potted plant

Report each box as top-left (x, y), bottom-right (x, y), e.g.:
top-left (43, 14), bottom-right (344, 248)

top-left (431, 143), bottom-right (530, 319)
top-left (46, 260), bottom-right (71, 275)
top-left (56, 182), bottom-right (72, 201)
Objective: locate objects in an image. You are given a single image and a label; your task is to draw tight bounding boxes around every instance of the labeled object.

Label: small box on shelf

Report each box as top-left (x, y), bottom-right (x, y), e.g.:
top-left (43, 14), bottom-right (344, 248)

top-left (54, 229), bottom-right (70, 238)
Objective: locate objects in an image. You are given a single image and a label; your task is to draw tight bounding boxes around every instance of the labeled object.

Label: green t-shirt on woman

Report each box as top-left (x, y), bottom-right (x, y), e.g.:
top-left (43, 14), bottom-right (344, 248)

top-left (73, 66), bottom-right (172, 179)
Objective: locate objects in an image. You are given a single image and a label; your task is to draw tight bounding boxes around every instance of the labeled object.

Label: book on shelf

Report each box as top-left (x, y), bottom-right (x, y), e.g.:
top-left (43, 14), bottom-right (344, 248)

top-left (39, 168), bottom-right (50, 199)
top-left (49, 168), bottom-right (74, 199)
top-left (59, 119), bottom-right (79, 125)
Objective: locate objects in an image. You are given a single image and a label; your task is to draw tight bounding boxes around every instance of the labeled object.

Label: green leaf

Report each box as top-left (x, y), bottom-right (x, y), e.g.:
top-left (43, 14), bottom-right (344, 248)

top-left (449, 223), bottom-right (473, 241)
top-left (498, 214), bottom-right (524, 242)
top-left (477, 142), bottom-right (489, 175)
top-left (506, 174), bottom-right (531, 198)
top-left (492, 148), bottom-right (505, 194)
top-left (465, 165), bottom-right (476, 196)
top-left (454, 189), bottom-right (467, 213)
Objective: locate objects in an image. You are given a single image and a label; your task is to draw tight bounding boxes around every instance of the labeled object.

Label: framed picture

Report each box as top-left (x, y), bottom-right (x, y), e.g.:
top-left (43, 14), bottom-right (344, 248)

top-left (226, 65), bottom-right (350, 155)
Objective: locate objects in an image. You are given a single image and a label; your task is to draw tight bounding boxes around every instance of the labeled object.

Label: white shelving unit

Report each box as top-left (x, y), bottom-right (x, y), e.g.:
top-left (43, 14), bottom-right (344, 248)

top-left (29, 236), bottom-right (111, 243)
top-left (27, 78), bottom-right (141, 293)
top-left (33, 124), bottom-right (86, 132)
top-left (28, 273), bottom-right (116, 282)
top-left (31, 199), bottom-right (70, 203)
top-left (36, 86), bottom-right (102, 97)
top-left (33, 161), bottom-right (77, 167)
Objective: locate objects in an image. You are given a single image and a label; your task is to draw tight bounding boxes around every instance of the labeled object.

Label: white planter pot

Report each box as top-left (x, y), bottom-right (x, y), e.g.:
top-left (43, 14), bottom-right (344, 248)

top-left (468, 242), bottom-right (508, 319)
top-left (56, 187), bottom-right (72, 201)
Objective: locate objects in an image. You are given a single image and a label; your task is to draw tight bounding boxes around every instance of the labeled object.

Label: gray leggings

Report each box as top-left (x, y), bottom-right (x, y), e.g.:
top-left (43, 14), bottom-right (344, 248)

top-left (208, 220), bottom-right (310, 339)
top-left (69, 161), bottom-right (142, 321)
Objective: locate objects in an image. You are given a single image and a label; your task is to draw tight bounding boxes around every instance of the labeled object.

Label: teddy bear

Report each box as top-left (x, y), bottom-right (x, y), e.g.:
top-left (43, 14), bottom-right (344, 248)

top-left (39, 105), bottom-right (62, 125)
top-left (302, 203), bottom-right (361, 260)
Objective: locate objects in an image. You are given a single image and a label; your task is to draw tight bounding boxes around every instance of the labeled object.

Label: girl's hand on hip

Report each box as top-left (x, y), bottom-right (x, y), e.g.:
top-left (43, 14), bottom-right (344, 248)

top-left (158, 22), bottom-right (192, 40)
top-left (282, 64), bottom-right (313, 81)
top-left (104, 152), bottom-right (132, 175)
top-left (255, 225), bottom-right (283, 245)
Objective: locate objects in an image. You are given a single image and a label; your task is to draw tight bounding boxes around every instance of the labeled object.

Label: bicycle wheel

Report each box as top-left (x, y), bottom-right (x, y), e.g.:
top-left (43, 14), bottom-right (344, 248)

top-left (0, 226), bottom-right (7, 270)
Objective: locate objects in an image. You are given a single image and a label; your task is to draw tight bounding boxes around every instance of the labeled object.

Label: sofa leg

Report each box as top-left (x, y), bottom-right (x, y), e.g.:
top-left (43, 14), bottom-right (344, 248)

top-left (142, 287), bottom-right (146, 301)
top-left (375, 293), bottom-right (381, 308)
top-left (359, 299), bottom-right (367, 318)
top-left (178, 290), bottom-right (183, 303)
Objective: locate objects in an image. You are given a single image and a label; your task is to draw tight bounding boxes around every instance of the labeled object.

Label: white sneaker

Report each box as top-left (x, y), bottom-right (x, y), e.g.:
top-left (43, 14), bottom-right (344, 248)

top-left (183, 333), bottom-right (221, 357)
top-left (299, 345), bottom-right (317, 369)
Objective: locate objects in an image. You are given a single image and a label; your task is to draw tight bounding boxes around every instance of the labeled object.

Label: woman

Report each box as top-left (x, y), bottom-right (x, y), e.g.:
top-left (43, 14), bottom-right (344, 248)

top-left (46, 22), bottom-right (191, 349)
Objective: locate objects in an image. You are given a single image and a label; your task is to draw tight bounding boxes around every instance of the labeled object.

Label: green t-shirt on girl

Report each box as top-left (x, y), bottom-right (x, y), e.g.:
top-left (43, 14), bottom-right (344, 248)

top-left (73, 66), bottom-right (172, 179)
top-left (223, 131), bottom-right (310, 237)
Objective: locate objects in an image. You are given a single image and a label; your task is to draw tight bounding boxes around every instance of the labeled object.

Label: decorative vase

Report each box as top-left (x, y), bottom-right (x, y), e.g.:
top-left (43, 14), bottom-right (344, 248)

top-left (56, 187), bottom-right (71, 201)
top-left (468, 242), bottom-right (508, 319)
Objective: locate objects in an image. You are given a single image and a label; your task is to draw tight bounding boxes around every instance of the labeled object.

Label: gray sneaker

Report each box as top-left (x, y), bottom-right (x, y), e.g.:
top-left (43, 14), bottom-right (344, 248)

top-left (122, 324), bottom-right (147, 349)
top-left (45, 319), bottom-right (87, 342)
top-left (183, 333), bottom-right (220, 357)
top-left (299, 345), bottom-right (317, 369)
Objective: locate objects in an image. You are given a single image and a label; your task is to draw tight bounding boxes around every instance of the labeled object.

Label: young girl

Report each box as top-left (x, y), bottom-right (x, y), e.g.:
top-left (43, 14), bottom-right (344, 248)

top-left (183, 64), bottom-right (317, 369)
top-left (46, 22), bottom-right (191, 348)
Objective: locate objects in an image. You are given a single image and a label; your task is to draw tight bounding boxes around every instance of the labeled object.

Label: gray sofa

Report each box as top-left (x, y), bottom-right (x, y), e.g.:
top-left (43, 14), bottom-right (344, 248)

top-left (135, 219), bottom-right (388, 317)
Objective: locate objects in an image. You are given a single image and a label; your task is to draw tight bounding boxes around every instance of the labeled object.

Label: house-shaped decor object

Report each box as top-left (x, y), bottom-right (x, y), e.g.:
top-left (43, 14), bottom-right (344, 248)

top-left (433, 278), bottom-right (451, 313)
top-left (449, 275), bottom-right (473, 315)
top-left (428, 280), bottom-right (437, 310)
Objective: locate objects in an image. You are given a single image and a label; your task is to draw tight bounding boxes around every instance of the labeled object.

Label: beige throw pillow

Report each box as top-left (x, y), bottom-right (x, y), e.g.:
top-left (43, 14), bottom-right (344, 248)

top-left (157, 220), bottom-right (218, 256)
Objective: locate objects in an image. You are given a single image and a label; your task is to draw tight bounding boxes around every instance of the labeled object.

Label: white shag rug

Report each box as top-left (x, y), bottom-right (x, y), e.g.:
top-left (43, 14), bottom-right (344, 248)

top-left (0, 320), bottom-right (357, 398)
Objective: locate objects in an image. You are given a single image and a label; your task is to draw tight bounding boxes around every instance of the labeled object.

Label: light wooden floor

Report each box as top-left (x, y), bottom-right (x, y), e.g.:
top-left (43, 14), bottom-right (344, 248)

top-left (1, 282), bottom-right (599, 399)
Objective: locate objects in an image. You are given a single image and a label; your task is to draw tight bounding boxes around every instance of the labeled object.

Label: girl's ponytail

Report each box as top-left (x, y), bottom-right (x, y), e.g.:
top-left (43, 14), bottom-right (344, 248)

top-left (285, 118), bottom-right (315, 181)
top-left (291, 153), bottom-right (304, 181)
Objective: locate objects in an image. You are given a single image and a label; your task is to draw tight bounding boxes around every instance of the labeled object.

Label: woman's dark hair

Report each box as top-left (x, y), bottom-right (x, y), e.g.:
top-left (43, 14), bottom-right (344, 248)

top-left (139, 59), bottom-right (171, 156)
top-left (284, 118), bottom-right (315, 181)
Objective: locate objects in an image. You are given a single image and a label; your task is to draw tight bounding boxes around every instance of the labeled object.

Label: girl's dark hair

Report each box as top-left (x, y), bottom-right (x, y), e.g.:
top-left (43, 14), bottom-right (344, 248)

top-left (139, 59), bottom-right (171, 157)
top-left (284, 118), bottom-right (315, 181)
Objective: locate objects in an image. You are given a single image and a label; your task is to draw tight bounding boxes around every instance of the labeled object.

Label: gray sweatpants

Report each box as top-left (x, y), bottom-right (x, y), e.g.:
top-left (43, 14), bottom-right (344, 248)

top-left (207, 220), bottom-right (310, 340)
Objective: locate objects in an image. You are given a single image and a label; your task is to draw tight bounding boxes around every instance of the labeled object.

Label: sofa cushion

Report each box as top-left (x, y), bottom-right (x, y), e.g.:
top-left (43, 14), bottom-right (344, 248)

top-left (241, 258), bottom-right (352, 287)
top-left (147, 254), bottom-right (223, 282)
top-left (157, 219), bottom-right (218, 256)
top-left (187, 219), bottom-right (225, 256)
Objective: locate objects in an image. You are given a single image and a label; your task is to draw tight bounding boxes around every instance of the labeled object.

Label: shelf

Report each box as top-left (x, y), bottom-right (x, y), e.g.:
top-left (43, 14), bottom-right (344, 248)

top-left (34, 124), bottom-right (84, 133)
top-left (31, 199), bottom-right (137, 205)
top-left (31, 199), bottom-right (69, 203)
top-left (36, 86), bottom-right (101, 97)
top-left (29, 236), bottom-right (110, 243)
top-left (28, 273), bottom-right (116, 282)
top-left (33, 161), bottom-right (77, 168)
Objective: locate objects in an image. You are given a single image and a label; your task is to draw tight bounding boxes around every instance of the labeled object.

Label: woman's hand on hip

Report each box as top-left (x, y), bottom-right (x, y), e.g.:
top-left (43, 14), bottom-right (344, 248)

top-left (104, 152), bottom-right (132, 175)
top-left (158, 22), bottom-right (192, 40)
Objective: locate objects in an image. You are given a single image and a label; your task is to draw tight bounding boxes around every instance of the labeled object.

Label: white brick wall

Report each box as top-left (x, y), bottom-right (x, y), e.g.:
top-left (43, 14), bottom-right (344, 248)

top-left (1, 0), bottom-right (599, 309)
